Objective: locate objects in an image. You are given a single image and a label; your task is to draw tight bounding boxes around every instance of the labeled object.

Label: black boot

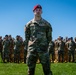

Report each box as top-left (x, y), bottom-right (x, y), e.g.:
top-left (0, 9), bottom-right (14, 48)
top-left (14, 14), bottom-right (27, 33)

top-left (28, 68), bottom-right (35, 75)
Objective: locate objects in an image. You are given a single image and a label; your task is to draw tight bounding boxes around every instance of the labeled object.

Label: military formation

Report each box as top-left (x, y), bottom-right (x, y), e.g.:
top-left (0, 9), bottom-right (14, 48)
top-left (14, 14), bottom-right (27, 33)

top-left (49, 36), bottom-right (76, 63)
top-left (0, 35), bottom-right (27, 63)
top-left (0, 35), bottom-right (76, 63)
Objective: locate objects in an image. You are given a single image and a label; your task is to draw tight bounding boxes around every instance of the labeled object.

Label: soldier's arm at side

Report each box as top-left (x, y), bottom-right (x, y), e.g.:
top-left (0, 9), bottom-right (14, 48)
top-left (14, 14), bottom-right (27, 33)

top-left (46, 23), bottom-right (52, 44)
top-left (46, 22), bottom-right (52, 52)
top-left (24, 23), bottom-right (30, 50)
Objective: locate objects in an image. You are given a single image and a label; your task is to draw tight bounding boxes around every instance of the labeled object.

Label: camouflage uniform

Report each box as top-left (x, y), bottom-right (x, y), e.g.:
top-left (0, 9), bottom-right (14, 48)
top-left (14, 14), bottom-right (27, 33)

top-left (57, 37), bottom-right (65, 62)
top-left (64, 39), bottom-right (68, 62)
top-left (48, 41), bottom-right (55, 62)
top-left (25, 18), bottom-right (52, 75)
top-left (9, 38), bottom-right (14, 62)
top-left (54, 40), bottom-right (58, 62)
top-left (3, 35), bottom-right (10, 63)
top-left (14, 36), bottom-right (22, 63)
top-left (68, 38), bottom-right (75, 62)
top-left (19, 37), bottom-right (24, 63)
top-left (74, 38), bottom-right (76, 62)
top-left (0, 37), bottom-right (3, 61)
top-left (23, 40), bottom-right (27, 63)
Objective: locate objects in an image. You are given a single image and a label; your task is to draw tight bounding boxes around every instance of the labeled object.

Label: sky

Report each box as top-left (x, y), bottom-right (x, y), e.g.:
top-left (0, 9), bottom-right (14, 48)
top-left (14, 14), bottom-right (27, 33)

top-left (0, 0), bottom-right (76, 40)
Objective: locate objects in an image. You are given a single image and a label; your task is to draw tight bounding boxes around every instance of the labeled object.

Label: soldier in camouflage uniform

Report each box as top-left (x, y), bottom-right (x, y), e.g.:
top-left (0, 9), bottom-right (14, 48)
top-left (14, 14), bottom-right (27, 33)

top-left (0, 36), bottom-right (3, 61)
top-left (14, 35), bottom-right (22, 63)
top-left (64, 37), bottom-right (69, 62)
top-left (3, 35), bottom-right (10, 63)
top-left (48, 41), bottom-right (55, 63)
top-left (19, 37), bottom-right (24, 63)
top-left (23, 40), bottom-right (27, 63)
top-left (8, 35), bottom-right (14, 62)
top-left (74, 37), bottom-right (76, 62)
top-left (57, 36), bottom-right (65, 62)
top-left (25, 4), bottom-right (52, 75)
top-left (68, 37), bottom-right (75, 62)
top-left (54, 39), bottom-right (58, 62)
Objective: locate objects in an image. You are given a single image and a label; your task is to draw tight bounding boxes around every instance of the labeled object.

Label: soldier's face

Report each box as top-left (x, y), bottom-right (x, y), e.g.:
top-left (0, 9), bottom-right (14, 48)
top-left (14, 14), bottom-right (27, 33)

top-left (0, 37), bottom-right (2, 39)
top-left (5, 37), bottom-right (8, 40)
top-left (34, 8), bottom-right (42, 17)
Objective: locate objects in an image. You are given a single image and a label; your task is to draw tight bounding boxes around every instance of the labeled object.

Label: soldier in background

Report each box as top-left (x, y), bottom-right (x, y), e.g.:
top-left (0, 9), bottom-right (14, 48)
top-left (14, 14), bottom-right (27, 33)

top-left (54, 39), bottom-right (58, 62)
top-left (48, 41), bottom-right (55, 63)
top-left (67, 37), bottom-right (75, 62)
top-left (0, 36), bottom-right (3, 62)
top-left (23, 40), bottom-right (27, 63)
top-left (57, 36), bottom-right (65, 62)
top-left (74, 37), bottom-right (76, 62)
top-left (64, 37), bottom-right (69, 62)
top-left (19, 37), bottom-right (24, 63)
top-left (14, 35), bottom-right (22, 63)
top-left (25, 4), bottom-right (53, 75)
top-left (8, 35), bottom-right (14, 62)
top-left (3, 35), bottom-right (10, 63)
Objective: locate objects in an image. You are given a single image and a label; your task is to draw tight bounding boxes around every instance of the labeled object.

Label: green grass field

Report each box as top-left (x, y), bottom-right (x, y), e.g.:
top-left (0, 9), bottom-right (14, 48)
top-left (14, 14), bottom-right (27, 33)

top-left (0, 54), bottom-right (76, 75)
top-left (0, 62), bottom-right (76, 75)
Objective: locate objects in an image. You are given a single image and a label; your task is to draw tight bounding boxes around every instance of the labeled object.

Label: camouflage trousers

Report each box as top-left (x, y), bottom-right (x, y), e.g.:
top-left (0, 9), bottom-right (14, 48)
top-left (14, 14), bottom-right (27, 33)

top-left (49, 51), bottom-right (55, 62)
top-left (0, 50), bottom-right (3, 61)
top-left (14, 49), bottom-right (20, 63)
top-left (58, 50), bottom-right (64, 62)
top-left (26, 50), bottom-right (52, 75)
top-left (24, 49), bottom-right (27, 63)
top-left (68, 50), bottom-right (75, 62)
top-left (3, 50), bottom-right (10, 63)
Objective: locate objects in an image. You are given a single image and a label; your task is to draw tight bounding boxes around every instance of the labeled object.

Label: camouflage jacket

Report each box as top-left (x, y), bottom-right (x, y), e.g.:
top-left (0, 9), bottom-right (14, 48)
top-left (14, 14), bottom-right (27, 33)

top-left (3, 39), bottom-right (10, 50)
top-left (0, 39), bottom-right (3, 50)
top-left (14, 40), bottom-right (22, 50)
top-left (25, 18), bottom-right (52, 51)
top-left (68, 41), bottom-right (75, 51)
top-left (57, 41), bottom-right (65, 51)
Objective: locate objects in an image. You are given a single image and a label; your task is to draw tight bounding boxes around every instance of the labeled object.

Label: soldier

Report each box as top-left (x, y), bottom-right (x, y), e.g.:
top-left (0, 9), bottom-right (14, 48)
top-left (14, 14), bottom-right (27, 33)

top-left (8, 35), bottom-right (14, 62)
top-left (23, 40), bottom-right (27, 63)
top-left (25, 4), bottom-right (53, 75)
top-left (14, 35), bottom-right (22, 63)
top-left (64, 37), bottom-right (69, 62)
top-left (68, 37), bottom-right (75, 62)
top-left (19, 37), bottom-right (24, 63)
top-left (3, 35), bottom-right (10, 63)
top-left (57, 36), bottom-right (65, 62)
top-left (74, 37), bottom-right (76, 62)
top-left (54, 39), bottom-right (58, 62)
top-left (48, 41), bottom-right (55, 63)
top-left (0, 36), bottom-right (3, 62)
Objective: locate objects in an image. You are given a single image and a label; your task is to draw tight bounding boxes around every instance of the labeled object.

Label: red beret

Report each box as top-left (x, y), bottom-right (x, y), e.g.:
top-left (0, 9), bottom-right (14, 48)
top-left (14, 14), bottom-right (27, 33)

top-left (33, 4), bottom-right (42, 11)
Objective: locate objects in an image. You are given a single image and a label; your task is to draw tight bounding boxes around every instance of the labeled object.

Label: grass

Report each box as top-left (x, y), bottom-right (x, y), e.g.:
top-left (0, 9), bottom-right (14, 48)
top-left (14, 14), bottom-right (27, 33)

top-left (0, 62), bottom-right (76, 75)
top-left (0, 54), bottom-right (76, 75)
top-left (52, 63), bottom-right (76, 75)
